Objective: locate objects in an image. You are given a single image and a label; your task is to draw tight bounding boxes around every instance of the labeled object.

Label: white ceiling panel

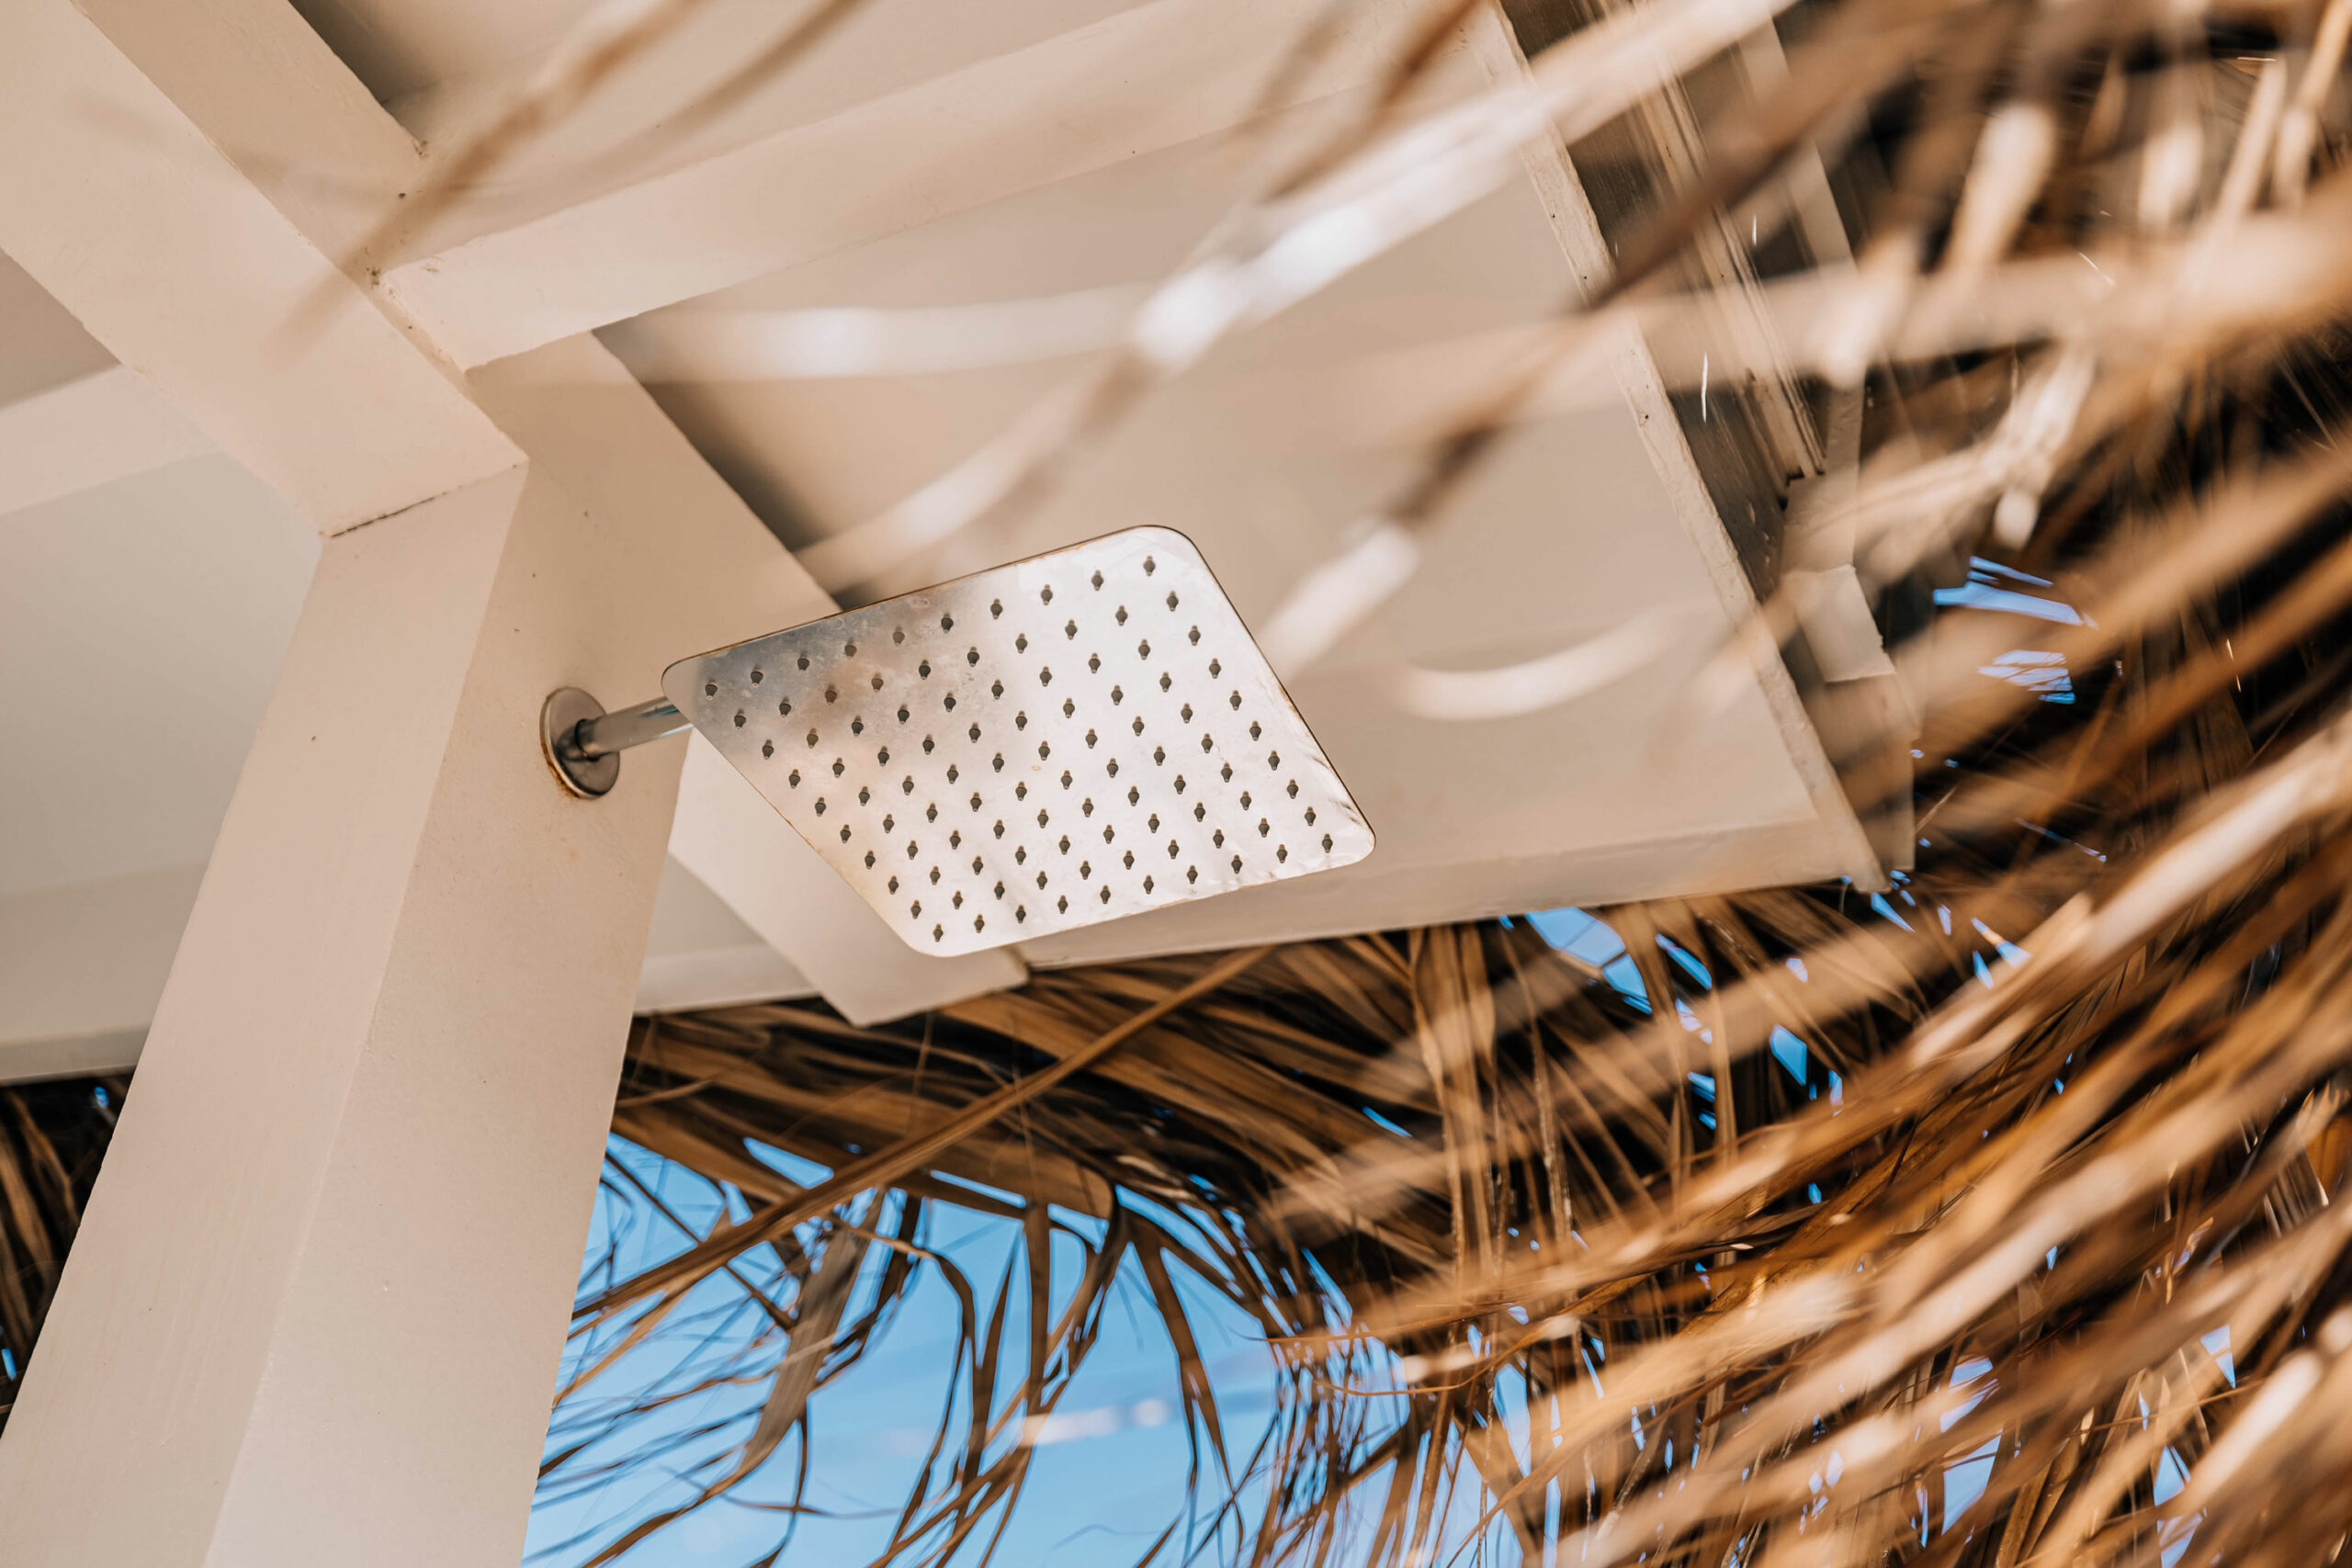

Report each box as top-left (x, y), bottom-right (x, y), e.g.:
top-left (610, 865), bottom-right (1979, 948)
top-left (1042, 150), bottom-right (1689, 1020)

top-left (0, 455), bottom-right (317, 898)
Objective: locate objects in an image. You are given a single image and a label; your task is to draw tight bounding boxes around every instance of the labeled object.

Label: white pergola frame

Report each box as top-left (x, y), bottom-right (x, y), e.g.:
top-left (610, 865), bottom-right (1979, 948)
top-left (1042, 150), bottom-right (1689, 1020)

top-left (0, 0), bottom-right (1884, 1559)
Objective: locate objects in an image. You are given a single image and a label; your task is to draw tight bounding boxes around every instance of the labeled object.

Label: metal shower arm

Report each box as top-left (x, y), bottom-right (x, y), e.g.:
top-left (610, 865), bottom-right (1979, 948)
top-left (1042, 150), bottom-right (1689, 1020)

top-left (539, 689), bottom-right (691, 798)
top-left (570, 695), bottom-right (690, 759)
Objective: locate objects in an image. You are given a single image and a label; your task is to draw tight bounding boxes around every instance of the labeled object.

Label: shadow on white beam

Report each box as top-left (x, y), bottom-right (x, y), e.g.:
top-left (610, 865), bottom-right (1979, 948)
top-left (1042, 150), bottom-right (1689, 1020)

top-left (377, 0), bottom-right (1410, 366)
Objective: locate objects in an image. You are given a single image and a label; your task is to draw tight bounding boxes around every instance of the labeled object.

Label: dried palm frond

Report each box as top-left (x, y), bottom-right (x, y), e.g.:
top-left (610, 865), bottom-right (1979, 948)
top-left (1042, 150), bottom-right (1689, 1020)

top-left (537, 0), bottom-right (2352, 1562)
top-left (0, 1078), bottom-right (120, 1429)
top-left (560, 543), bottom-right (2352, 1566)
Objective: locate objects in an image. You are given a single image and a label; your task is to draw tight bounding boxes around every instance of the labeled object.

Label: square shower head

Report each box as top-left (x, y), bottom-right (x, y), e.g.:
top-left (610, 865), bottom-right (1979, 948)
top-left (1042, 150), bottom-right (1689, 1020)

top-left (662, 527), bottom-right (1374, 955)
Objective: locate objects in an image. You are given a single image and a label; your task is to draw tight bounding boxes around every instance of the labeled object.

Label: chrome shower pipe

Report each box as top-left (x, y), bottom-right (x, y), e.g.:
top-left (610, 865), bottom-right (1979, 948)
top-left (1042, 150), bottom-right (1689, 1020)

top-left (539, 690), bottom-right (692, 798)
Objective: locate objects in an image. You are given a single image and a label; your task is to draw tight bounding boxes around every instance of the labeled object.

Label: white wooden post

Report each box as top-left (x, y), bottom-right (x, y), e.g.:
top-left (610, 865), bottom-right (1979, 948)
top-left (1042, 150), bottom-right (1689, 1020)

top-left (0, 340), bottom-right (820, 1563)
top-left (0, 470), bottom-right (588, 1562)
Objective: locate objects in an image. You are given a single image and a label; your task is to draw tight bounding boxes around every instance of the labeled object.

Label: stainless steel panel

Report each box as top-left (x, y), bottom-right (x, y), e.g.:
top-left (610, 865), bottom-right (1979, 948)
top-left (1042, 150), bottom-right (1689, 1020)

top-left (663, 527), bottom-right (1373, 955)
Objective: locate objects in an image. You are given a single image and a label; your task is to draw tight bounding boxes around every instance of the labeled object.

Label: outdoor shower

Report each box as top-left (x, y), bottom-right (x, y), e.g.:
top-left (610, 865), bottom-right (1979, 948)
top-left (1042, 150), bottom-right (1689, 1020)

top-left (541, 527), bottom-right (1373, 954)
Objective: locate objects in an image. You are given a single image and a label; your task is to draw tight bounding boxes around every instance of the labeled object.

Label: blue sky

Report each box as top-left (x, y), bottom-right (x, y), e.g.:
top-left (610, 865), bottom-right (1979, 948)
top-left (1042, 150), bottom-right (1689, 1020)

top-left (529, 1139), bottom-right (1289, 1568)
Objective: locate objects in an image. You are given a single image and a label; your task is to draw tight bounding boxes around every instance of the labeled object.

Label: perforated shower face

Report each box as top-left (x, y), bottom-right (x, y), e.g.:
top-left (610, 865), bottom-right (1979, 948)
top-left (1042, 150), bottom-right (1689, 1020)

top-left (662, 527), bottom-right (1374, 955)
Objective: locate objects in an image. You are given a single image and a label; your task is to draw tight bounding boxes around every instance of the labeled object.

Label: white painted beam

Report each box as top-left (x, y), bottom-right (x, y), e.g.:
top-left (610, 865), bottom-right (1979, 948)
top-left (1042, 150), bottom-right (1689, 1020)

top-left (1020, 815), bottom-right (1874, 966)
top-left (0, 1031), bottom-right (143, 1085)
top-left (638, 856), bottom-right (819, 1012)
top-left (636, 944), bottom-right (818, 1013)
top-left (0, 354), bottom-right (875, 1553)
top-left (0, 856), bottom-right (822, 1088)
top-left (470, 337), bottom-right (1027, 1021)
top-left (377, 0), bottom-right (1410, 366)
top-left (0, 368), bottom-right (217, 518)
top-left (74, 0), bottom-right (426, 265)
top-left (0, 0), bottom-right (517, 532)
top-left (1461, 1), bottom-right (1886, 893)
top-left (0, 863), bottom-right (202, 1080)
